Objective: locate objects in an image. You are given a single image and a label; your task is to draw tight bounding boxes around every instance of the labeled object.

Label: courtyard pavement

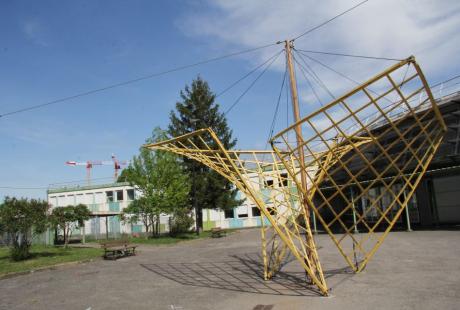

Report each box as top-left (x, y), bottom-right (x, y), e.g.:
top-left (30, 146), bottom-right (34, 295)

top-left (0, 228), bottom-right (459, 310)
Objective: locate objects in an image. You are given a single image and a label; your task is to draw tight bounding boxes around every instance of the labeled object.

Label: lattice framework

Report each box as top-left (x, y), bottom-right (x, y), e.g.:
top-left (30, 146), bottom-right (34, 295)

top-left (271, 57), bottom-right (446, 272)
top-left (145, 129), bottom-right (328, 295)
top-left (144, 56), bottom-right (446, 295)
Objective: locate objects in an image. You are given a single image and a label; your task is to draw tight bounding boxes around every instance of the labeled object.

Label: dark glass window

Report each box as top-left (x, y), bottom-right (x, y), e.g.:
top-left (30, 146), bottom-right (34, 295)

top-left (252, 207), bottom-right (261, 217)
top-left (238, 213), bottom-right (248, 218)
top-left (127, 189), bottom-right (135, 200)
top-left (106, 191), bottom-right (114, 202)
top-left (264, 179), bottom-right (274, 188)
top-left (279, 173), bottom-right (289, 187)
top-left (116, 190), bottom-right (124, 201)
top-left (224, 209), bottom-right (234, 219)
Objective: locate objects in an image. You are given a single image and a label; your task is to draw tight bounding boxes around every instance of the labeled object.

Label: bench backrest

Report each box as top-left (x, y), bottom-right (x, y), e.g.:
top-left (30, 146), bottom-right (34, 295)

top-left (99, 240), bottom-right (130, 248)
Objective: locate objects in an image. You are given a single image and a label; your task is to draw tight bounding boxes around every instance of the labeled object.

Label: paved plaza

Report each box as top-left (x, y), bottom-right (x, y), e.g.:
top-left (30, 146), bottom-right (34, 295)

top-left (1, 228), bottom-right (459, 310)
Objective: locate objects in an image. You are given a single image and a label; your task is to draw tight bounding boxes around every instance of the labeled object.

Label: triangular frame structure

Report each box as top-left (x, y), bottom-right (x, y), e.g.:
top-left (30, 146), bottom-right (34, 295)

top-left (270, 57), bottom-right (446, 272)
top-left (144, 56), bottom-right (446, 296)
top-left (145, 130), bottom-right (329, 295)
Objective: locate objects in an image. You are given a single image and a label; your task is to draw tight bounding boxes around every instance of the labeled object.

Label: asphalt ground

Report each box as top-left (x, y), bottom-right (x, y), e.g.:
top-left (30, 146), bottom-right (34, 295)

top-left (0, 228), bottom-right (459, 310)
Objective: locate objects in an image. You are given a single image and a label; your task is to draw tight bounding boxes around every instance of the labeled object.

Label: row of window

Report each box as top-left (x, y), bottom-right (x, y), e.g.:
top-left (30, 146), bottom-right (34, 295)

top-left (106, 189), bottom-right (135, 202)
top-left (264, 173), bottom-right (289, 188)
top-left (223, 206), bottom-right (275, 219)
top-left (50, 188), bottom-right (135, 206)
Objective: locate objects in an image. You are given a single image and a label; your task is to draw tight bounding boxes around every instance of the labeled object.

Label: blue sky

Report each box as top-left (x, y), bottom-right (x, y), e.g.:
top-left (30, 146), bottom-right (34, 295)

top-left (1, 0), bottom-right (459, 200)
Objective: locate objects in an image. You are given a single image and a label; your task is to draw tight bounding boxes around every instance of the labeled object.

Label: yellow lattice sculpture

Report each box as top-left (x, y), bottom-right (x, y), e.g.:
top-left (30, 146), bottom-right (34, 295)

top-left (144, 56), bottom-right (445, 295)
top-left (145, 129), bottom-right (328, 295)
top-left (271, 57), bottom-right (446, 272)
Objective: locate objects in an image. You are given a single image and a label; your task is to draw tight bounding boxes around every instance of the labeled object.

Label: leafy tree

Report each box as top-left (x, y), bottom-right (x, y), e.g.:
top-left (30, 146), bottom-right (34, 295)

top-left (0, 197), bottom-right (49, 261)
top-left (169, 76), bottom-right (242, 232)
top-left (50, 204), bottom-right (91, 247)
top-left (121, 197), bottom-right (152, 238)
top-left (169, 208), bottom-right (195, 236)
top-left (122, 127), bottom-right (191, 237)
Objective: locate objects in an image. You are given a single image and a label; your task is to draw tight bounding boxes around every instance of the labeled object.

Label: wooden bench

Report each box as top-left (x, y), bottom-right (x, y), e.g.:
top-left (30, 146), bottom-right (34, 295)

top-left (100, 240), bottom-right (137, 260)
top-left (211, 227), bottom-right (227, 238)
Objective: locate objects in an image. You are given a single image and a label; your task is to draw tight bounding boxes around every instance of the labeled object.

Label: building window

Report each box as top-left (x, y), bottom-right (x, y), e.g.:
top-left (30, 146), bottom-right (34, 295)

top-left (116, 190), bottom-right (124, 201)
top-left (264, 179), bottom-right (274, 188)
top-left (238, 213), bottom-right (248, 218)
top-left (106, 191), bottom-right (114, 203)
top-left (127, 189), bottom-right (135, 201)
top-left (279, 173), bottom-right (289, 187)
top-left (224, 209), bottom-right (234, 219)
top-left (252, 206), bottom-right (261, 217)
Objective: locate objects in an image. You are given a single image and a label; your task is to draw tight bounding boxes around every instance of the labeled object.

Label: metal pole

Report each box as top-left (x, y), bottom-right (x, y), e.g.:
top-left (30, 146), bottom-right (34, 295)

top-left (105, 216), bottom-right (109, 240)
top-left (194, 166), bottom-right (200, 236)
top-left (350, 187), bottom-right (359, 234)
top-left (82, 225), bottom-right (86, 244)
top-left (190, 118), bottom-right (200, 236)
top-left (403, 190), bottom-right (412, 232)
top-left (96, 216), bottom-right (99, 240)
top-left (311, 210), bottom-right (318, 234)
top-left (260, 213), bottom-right (268, 280)
top-left (285, 39), bottom-right (317, 276)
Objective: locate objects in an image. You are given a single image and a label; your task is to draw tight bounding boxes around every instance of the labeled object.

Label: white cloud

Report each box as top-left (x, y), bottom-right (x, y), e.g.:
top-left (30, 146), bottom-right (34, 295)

top-left (178, 0), bottom-right (460, 97)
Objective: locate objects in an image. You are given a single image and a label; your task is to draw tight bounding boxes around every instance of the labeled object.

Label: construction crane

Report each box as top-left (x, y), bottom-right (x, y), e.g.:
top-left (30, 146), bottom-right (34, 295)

top-left (65, 154), bottom-right (130, 185)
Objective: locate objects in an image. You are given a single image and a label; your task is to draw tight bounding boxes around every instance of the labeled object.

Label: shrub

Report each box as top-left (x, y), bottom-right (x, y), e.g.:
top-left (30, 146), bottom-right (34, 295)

top-left (169, 209), bottom-right (194, 236)
top-left (10, 243), bottom-right (31, 261)
top-left (0, 197), bottom-right (49, 261)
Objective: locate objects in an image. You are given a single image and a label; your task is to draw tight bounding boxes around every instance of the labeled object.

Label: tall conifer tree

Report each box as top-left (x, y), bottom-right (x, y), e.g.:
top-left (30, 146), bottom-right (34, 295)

top-left (169, 77), bottom-right (241, 231)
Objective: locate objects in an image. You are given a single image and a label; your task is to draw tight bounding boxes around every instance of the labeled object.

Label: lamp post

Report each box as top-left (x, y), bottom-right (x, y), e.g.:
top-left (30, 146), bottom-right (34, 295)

top-left (190, 118), bottom-right (201, 235)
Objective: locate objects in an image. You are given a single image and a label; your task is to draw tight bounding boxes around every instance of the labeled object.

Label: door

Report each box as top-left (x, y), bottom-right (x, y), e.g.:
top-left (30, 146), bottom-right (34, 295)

top-left (433, 175), bottom-right (460, 223)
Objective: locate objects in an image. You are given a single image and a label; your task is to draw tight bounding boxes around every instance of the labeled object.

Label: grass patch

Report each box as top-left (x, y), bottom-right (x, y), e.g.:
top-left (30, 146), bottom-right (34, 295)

top-left (0, 245), bottom-right (102, 276)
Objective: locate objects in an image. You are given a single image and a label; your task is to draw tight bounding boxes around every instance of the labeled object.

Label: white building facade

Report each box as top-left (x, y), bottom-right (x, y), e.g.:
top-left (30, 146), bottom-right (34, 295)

top-left (47, 182), bottom-right (172, 239)
top-left (47, 181), bottom-right (267, 240)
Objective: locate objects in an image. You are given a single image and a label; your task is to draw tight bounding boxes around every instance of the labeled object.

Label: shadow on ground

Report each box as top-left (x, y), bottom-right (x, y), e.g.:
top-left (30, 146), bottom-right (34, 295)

top-left (141, 253), bottom-right (353, 297)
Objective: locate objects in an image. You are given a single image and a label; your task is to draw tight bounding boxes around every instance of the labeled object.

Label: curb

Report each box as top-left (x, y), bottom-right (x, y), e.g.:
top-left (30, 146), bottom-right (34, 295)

top-left (0, 257), bottom-right (101, 280)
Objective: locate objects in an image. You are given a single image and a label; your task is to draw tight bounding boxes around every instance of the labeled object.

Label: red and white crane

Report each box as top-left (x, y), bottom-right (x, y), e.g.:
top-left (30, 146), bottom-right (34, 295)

top-left (65, 154), bottom-right (130, 185)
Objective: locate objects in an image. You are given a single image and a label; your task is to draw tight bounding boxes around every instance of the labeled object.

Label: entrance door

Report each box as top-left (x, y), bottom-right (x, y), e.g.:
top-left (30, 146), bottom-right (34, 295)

top-left (433, 175), bottom-right (460, 223)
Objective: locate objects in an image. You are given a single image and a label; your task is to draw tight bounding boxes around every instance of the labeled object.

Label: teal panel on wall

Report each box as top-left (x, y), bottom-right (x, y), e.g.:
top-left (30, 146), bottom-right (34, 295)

top-left (108, 202), bottom-right (120, 212)
top-left (253, 216), bottom-right (272, 227)
top-left (109, 216), bottom-right (120, 234)
top-left (132, 224), bottom-right (143, 233)
top-left (89, 204), bottom-right (99, 212)
top-left (229, 208), bottom-right (244, 228)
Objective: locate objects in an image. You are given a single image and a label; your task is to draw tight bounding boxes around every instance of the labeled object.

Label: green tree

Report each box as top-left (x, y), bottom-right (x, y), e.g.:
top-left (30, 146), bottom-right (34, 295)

top-left (122, 127), bottom-right (190, 237)
top-left (50, 204), bottom-right (91, 247)
top-left (169, 76), bottom-right (242, 232)
top-left (0, 197), bottom-right (49, 261)
top-left (121, 197), bottom-right (152, 238)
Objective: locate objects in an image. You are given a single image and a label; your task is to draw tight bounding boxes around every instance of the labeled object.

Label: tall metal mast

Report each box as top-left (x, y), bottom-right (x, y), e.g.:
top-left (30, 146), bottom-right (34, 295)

top-left (284, 39), bottom-right (316, 275)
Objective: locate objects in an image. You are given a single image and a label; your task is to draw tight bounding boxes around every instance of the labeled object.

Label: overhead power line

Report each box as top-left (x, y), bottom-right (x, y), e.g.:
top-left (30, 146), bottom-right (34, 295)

top-left (224, 50), bottom-right (284, 115)
top-left (0, 43), bottom-right (277, 118)
top-left (0, 186), bottom-right (48, 190)
top-left (295, 49), bottom-right (402, 61)
top-left (216, 49), bottom-right (284, 98)
top-left (0, 1), bottom-right (374, 118)
top-left (0, 176), bottom-right (117, 191)
top-left (292, 0), bottom-right (371, 41)
top-left (267, 63), bottom-right (288, 142)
